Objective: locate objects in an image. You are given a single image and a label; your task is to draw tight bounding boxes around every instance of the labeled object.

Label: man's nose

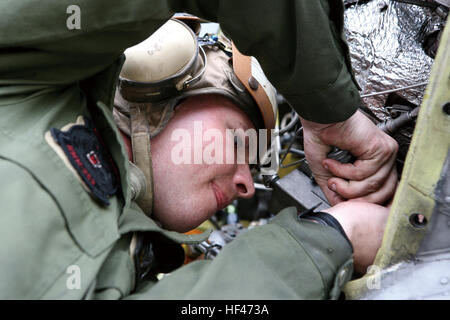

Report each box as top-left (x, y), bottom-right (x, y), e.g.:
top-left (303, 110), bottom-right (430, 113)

top-left (233, 164), bottom-right (255, 199)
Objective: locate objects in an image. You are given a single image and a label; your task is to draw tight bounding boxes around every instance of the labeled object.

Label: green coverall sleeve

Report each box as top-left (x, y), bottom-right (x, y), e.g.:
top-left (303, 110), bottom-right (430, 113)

top-left (0, 0), bottom-right (359, 123)
top-left (127, 207), bottom-right (354, 300)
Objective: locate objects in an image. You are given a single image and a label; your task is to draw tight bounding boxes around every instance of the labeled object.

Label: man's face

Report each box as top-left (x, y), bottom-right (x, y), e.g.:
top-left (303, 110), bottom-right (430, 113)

top-left (150, 94), bottom-right (256, 232)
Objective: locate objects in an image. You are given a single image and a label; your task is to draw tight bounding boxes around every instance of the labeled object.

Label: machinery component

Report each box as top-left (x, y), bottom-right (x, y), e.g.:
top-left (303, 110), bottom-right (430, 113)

top-left (390, 0), bottom-right (441, 9)
top-left (386, 103), bottom-right (414, 118)
top-left (185, 239), bottom-right (222, 260)
top-left (264, 170), bottom-right (330, 214)
top-left (186, 222), bottom-right (253, 260)
top-left (344, 0), bottom-right (443, 119)
top-left (185, 202), bottom-right (271, 261)
top-left (390, 0), bottom-right (450, 10)
top-left (279, 127), bottom-right (306, 170)
top-left (435, 0), bottom-right (450, 8)
top-left (236, 186), bottom-right (273, 221)
top-left (347, 150), bottom-right (450, 299)
top-left (360, 82), bottom-right (428, 98)
top-left (418, 15), bottom-right (446, 58)
top-left (344, 19), bottom-right (450, 299)
top-left (377, 106), bottom-right (420, 134)
top-left (278, 110), bottom-right (300, 136)
top-left (357, 252), bottom-right (450, 299)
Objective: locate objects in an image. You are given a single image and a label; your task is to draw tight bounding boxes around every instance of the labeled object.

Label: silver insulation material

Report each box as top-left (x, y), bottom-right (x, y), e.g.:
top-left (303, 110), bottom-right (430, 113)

top-left (344, 0), bottom-right (446, 120)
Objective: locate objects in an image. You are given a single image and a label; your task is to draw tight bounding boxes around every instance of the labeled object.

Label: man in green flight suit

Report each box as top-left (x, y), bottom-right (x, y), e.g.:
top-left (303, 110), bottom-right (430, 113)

top-left (0, 1), bottom-right (397, 299)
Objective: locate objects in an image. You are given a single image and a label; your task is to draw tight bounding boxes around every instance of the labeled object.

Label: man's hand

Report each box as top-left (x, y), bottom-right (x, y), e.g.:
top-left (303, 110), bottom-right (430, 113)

top-left (300, 110), bottom-right (398, 206)
top-left (322, 201), bottom-right (390, 275)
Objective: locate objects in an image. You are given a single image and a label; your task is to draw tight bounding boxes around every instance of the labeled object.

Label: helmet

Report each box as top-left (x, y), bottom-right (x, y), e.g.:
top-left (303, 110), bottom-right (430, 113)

top-left (114, 17), bottom-right (277, 135)
top-left (113, 16), bottom-right (278, 215)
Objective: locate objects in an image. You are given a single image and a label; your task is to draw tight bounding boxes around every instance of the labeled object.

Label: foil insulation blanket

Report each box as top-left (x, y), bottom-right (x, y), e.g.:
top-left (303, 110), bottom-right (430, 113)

top-left (344, 0), bottom-right (444, 121)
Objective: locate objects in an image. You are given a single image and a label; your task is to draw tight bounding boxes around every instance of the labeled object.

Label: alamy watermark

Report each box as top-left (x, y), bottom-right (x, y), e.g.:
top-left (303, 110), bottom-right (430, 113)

top-left (365, 263), bottom-right (409, 291)
top-left (66, 264), bottom-right (81, 290)
top-left (66, 5), bottom-right (81, 30)
top-left (365, 265), bottom-right (382, 290)
top-left (170, 121), bottom-right (279, 175)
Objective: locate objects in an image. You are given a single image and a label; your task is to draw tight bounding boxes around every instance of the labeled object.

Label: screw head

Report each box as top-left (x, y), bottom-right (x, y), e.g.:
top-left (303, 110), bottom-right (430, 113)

top-left (248, 76), bottom-right (259, 91)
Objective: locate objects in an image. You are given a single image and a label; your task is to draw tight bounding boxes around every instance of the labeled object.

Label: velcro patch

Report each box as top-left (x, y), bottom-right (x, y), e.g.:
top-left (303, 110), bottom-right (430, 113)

top-left (50, 116), bottom-right (120, 206)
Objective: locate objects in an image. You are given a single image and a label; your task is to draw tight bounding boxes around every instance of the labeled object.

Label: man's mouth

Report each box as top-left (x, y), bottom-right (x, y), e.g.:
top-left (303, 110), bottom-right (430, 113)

top-left (211, 182), bottom-right (231, 211)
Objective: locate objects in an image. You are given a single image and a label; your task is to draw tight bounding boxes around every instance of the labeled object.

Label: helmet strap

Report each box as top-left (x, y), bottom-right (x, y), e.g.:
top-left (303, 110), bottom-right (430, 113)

top-left (129, 103), bottom-right (154, 216)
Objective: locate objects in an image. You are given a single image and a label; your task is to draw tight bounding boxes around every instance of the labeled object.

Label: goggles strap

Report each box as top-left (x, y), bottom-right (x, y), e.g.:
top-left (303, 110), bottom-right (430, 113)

top-left (232, 43), bottom-right (276, 132)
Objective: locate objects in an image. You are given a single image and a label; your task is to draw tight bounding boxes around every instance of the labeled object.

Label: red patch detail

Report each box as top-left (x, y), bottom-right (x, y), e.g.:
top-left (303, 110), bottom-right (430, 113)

top-left (67, 144), bottom-right (96, 186)
top-left (87, 151), bottom-right (102, 168)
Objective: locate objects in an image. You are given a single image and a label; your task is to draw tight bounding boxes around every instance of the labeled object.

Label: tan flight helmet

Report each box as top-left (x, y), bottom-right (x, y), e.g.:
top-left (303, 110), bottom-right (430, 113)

top-left (113, 16), bottom-right (278, 216)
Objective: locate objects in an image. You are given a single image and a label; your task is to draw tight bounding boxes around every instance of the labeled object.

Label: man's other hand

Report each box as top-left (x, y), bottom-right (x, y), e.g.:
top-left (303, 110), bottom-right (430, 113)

top-left (322, 201), bottom-right (390, 275)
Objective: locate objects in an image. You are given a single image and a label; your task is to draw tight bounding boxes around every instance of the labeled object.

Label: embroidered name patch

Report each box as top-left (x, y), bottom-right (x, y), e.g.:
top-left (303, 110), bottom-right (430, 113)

top-left (49, 116), bottom-right (120, 206)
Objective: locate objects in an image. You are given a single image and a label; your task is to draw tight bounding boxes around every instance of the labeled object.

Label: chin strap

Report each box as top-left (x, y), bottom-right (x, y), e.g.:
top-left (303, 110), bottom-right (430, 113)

top-left (129, 103), bottom-right (154, 216)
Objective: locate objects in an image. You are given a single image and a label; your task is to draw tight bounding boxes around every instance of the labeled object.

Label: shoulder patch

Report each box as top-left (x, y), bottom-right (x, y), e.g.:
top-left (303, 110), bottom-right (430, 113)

top-left (46, 116), bottom-right (120, 206)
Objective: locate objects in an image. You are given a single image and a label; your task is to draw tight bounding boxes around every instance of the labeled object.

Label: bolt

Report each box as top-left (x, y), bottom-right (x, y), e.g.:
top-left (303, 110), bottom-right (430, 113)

top-left (441, 277), bottom-right (449, 285)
